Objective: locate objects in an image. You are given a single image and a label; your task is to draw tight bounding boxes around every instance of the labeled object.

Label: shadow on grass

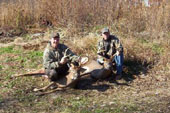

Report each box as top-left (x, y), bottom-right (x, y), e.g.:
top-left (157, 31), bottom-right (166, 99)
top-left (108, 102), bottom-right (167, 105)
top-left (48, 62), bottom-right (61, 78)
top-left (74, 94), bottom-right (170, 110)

top-left (122, 58), bottom-right (153, 82)
top-left (75, 76), bottom-right (130, 92)
top-left (75, 78), bottom-right (111, 92)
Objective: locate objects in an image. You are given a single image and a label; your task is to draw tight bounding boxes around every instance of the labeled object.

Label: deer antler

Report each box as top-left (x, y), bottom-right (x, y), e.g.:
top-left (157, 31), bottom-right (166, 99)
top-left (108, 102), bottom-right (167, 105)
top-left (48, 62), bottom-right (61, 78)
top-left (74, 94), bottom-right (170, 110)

top-left (97, 49), bottom-right (105, 54)
top-left (77, 56), bottom-right (89, 67)
top-left (63, 48), bottom-right (71, 58)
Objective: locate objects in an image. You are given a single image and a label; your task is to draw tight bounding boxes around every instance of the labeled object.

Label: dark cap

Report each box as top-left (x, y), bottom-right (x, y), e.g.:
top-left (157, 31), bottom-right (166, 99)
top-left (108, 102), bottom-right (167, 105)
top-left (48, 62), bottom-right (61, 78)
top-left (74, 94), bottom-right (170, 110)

top-left (101, 28), bottom-right (109, 34)
top-left (50, 32), bottom-right (60, 39)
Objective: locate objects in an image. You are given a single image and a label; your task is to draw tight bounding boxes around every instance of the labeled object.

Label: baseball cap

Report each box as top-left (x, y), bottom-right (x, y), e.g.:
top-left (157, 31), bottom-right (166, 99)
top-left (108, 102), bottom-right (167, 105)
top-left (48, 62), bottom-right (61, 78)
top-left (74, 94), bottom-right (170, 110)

top-left (101, 28), bottom-right (109, 34)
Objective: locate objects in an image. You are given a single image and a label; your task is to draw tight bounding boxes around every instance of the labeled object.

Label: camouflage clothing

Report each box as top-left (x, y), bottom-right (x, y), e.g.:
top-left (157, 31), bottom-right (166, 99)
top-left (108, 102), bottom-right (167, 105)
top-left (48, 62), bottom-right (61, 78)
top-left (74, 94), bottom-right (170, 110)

top-left (97, 35), bottom-right (123, 60)
top-left (43, 42), bottom-right (79, 81)
top-left (43, 42), bottom-right (79, 70)
top-left (97, 35), bottom-right (124, 76)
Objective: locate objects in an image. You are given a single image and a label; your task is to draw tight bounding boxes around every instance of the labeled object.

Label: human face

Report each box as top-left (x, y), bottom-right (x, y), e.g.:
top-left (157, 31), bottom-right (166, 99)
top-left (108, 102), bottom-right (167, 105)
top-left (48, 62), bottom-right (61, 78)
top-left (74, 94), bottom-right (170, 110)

top-left (51, 37), bottom-right (60, 49)
top-left (102, 32), bottom-right (110, 40)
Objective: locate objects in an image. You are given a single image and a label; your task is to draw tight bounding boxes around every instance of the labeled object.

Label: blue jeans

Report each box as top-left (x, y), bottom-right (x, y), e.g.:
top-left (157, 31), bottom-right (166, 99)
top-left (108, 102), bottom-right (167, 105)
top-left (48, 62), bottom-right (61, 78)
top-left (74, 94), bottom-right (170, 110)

top-left (114, 53), bottom-right (124, 75)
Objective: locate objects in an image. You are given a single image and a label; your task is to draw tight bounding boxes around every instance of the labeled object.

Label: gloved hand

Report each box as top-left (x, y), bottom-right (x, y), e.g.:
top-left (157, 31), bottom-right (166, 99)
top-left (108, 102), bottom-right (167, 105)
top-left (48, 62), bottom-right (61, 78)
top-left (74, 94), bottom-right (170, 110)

top-left (116, 51), bottom-right (120, 56)
top-left (60, 56), bottom-right (68, 65)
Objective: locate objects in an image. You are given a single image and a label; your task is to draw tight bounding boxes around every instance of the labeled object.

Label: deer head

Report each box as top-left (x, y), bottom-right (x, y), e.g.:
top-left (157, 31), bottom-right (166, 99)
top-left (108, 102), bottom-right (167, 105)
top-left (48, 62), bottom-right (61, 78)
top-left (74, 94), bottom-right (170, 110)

top-left (69, 63), bottom-right (80, 80)
top-left (103, 53), bottom-right (116, 70)
top-left (69, 56), bottom-right (89, 80)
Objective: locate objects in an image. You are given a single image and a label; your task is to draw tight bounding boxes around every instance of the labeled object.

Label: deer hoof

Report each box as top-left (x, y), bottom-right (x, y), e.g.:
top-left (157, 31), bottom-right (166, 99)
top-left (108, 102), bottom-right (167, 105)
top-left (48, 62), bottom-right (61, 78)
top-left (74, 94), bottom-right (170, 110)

top-left (33, 88), bottom-right (41, 92)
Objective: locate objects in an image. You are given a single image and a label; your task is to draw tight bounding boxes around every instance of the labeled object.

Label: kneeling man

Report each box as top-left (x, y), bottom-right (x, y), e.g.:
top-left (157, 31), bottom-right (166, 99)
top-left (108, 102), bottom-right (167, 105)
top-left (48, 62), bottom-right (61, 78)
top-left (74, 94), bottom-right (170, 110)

top-left (43, 32), bottom-right (79, 81)
top-left (97, 28), bottom-right (124, 80)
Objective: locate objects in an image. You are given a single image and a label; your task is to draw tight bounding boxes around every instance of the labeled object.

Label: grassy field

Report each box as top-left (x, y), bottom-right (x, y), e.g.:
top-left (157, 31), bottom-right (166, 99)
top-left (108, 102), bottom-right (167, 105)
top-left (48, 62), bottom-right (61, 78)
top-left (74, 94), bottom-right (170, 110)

top-left (0, 0), bottom-right (170, 113)
top-left (0, 28), bottom-right (169, 113)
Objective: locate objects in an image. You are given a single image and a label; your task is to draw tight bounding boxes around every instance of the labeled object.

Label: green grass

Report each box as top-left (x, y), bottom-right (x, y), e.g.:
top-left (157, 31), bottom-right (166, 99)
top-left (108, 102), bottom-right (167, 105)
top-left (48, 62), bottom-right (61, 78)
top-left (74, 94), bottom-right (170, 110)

top-left (28, 51), bottom-right (43, 59)
top-left (22, 34), bottom-right (33, 41)
top-left (0, 65), bottom-right (2, 70)
top-left (0, 46), bottom-right (21, 55)
top-left (18, 93), bottom-right (37, 103)
top-left (70, 97), bottom-right (89, 111)
top-left (152, 43), bottom-right (164, 54)
top-left (25, 51), bottom-right (43, 68)
top-left (53, 97), bottom-right (64, 106)
top-left (5, 79), bottom-right (18, 89)
top-left (94, 109), bottom-right (108, 113)
top-left (4, 57), bottom-right (16, 62)
top-left (15, 55), bottom-right (27, 63)
top-left (0, 46), bottom-right (44, 105)
top-left (0, 48), bottom-right (43, 69)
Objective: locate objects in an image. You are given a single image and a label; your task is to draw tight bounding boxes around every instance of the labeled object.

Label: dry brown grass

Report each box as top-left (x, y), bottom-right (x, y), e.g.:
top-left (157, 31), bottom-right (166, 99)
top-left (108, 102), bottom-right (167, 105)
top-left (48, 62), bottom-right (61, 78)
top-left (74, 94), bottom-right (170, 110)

top-left (0, 0), bottom-right (169, 38)
top-left (65, 34), bottom-right (99, 58)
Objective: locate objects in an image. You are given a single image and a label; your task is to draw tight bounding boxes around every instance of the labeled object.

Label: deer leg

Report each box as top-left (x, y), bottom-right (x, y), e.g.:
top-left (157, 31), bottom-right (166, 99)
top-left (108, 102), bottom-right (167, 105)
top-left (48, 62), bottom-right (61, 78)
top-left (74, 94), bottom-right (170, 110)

top-left (37, 87), bottom-right (64, 96)
top-left (33, 82), bottom-right (56, 92)
top-left (37, 73), bottom-right (91, 95)
top-left (37, 82), bottom-right (76, 96)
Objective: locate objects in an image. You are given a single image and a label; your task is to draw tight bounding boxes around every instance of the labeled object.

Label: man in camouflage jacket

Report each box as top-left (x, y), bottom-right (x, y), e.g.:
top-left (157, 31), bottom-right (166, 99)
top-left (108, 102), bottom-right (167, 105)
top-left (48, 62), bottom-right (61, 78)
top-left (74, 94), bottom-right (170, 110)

top-left (43, 32), bottom-right (79, 81)
top-left (97, 28), bottom-right (124, 79)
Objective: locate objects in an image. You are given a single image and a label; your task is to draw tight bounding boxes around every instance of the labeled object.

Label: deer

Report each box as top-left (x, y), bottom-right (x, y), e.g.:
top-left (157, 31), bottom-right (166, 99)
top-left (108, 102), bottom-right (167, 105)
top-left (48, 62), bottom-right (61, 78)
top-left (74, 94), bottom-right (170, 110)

top-left (12, 49), bottom-right (117, 95)
top-left (35, 53), bottom-right (117, 96)
top-left (33, 62), bottom-right (90, 93)
top-left (12, 48), bottom-right (90, 93)
top-left (79, 53), bottom-right (117, 80)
